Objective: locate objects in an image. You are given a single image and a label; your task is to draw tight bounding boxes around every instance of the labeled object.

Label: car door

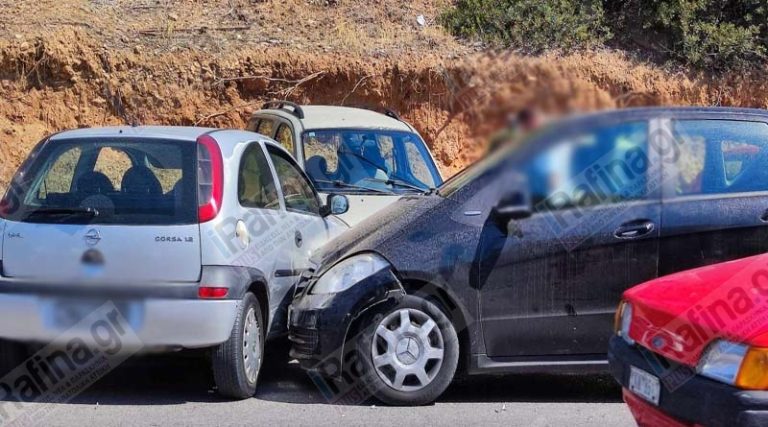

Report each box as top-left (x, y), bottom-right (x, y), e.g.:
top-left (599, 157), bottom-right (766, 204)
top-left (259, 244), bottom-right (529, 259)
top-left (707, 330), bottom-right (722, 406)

top-left (265, 145), bottom-right (329, 274)
top-left (659, 117), bottom-right (768, 275)
top-left (478, 118), bottom-right (662, 357)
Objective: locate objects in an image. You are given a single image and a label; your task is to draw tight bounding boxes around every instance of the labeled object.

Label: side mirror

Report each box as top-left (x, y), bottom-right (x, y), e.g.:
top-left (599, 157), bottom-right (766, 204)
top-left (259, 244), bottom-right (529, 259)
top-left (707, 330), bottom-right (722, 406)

top-left (322, 194), bottom-right (349, 217)
top-left (491, 189), bottom-right (532, 227)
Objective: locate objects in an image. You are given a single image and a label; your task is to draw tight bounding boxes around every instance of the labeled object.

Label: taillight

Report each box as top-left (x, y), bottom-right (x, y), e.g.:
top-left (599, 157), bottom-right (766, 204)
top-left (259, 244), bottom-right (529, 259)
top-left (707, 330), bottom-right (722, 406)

top-left (197, 135), bottom-right (223, 223)
top-left (198, 286), bottom-right (228, 299)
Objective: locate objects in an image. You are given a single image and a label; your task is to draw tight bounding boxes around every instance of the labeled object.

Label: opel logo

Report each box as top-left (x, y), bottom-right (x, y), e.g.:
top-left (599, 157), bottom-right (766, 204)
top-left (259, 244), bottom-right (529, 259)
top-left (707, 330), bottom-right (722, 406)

top-left (84, 229), bottom-right (101, 247)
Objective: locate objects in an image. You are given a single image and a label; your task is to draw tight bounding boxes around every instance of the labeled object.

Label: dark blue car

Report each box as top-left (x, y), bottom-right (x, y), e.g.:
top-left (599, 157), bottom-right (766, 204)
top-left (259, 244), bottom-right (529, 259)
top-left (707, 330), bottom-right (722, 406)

top-left (288, 107), bottom-right (768, 405)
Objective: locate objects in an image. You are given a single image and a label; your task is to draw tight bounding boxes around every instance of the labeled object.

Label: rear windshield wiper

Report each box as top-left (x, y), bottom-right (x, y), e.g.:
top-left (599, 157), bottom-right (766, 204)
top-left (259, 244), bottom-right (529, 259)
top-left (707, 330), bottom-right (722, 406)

top-left (313, 179), bottom-right (395, 195)
top-left (26, 207), bottom-right (100, 219)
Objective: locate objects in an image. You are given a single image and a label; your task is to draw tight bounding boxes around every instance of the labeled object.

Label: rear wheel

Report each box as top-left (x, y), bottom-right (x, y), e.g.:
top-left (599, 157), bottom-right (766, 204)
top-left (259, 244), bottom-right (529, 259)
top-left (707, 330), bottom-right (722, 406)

top-left (212, 292), bottom-right (264, 399)
top-left (356, 295), bottom-right (459, 406)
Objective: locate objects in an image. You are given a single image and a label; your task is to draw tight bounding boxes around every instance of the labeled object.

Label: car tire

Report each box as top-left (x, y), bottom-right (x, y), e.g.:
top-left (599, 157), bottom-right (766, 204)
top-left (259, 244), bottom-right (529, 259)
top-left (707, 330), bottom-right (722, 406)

top-left (0, 340), bottom-right (27, 377)
top-left (211, 292), bottom-right (264, 399)
top-left (356, 295), bottom-right (459, 406)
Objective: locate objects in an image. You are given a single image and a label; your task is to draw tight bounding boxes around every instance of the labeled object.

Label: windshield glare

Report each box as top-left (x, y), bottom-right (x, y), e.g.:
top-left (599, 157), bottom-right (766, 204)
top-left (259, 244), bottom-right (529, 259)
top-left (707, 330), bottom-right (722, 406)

top-left (301, 129), bottom-right (441, 194)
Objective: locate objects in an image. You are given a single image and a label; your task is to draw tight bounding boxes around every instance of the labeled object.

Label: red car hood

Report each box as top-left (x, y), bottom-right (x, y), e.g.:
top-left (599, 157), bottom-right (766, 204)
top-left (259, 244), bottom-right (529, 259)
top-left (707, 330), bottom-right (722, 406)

top-left (625, 254), bottom-right (768, 366)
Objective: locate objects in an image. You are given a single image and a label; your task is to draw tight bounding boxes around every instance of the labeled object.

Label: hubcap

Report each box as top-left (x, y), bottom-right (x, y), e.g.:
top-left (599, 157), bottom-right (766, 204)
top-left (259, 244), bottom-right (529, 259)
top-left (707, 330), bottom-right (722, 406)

top-left (243, 307), bottom-right (261, 385)
top-left (371, 308), bottom-right (444, 392)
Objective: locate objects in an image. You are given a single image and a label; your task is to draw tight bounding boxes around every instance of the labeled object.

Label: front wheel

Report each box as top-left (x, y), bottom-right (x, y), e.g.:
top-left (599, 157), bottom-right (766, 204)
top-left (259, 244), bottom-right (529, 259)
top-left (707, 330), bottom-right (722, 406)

top-left (356, 295), bottom-right (459, 406)
top-left (211, 292), bottom-right (264, 399)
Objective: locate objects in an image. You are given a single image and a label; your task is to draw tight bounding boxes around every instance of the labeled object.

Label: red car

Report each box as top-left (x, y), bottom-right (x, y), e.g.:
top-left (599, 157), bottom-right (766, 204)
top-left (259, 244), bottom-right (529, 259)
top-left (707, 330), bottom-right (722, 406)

top-left (609, 253), bottom-right (768, 427)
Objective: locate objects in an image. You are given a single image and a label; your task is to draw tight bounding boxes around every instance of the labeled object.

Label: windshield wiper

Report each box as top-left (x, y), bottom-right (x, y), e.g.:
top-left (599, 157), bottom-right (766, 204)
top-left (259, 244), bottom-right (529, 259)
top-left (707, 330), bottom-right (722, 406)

top-left (313, 179), bottom-right (395, 195)
top-left (26, 207), bottom-right (100, 219)
top-left (340, 149), bottom-right (435, 194)
top-left (361, 177), bottom-right (431, 194)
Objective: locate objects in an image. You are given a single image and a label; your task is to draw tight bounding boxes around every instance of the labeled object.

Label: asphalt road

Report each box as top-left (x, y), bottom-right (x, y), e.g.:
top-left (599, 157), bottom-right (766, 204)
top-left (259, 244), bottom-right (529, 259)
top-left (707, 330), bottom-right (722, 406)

top-left (8, 342), bottom-right (635, 426)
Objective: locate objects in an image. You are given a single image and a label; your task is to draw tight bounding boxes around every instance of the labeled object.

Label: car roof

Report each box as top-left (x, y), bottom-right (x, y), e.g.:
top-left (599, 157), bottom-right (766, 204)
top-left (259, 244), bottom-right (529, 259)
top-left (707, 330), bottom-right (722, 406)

top-left (261, 105), bottom-right (414, 132)
top-left (49, 126), bottom-right (217, 142)
top-left (568, 106), bottom-right (768, 123)
top-left (47, 126), bottom-right (291, 159)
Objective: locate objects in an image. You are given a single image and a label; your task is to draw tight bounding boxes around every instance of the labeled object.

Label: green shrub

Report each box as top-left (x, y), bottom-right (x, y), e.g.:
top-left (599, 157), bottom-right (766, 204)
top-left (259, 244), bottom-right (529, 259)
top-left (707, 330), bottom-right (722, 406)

top-left (440, 0), bottom-right (610, 52)
top-left (606, 0), bottom-right (767, 69)
top-left (442, 0), bottom-right (768, 69)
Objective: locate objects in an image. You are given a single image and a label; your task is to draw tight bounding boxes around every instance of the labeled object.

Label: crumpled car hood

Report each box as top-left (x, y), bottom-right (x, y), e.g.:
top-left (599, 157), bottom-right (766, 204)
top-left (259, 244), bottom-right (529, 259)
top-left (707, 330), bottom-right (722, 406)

top-left (312, 194), bottom-right (444, 272)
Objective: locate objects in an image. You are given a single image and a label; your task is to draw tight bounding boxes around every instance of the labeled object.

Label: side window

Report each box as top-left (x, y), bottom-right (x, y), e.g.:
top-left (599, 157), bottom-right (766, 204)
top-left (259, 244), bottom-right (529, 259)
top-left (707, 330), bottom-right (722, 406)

top-left (303, 132), bottom-right (340, 183)
top-left (256, 119), bottom-right (275, 138)
top-left (275, 124), bottom-right (295, 154)
top-left (267, 147), bottom-right (320, 215)
top-left (527, 121), bottom-right (649, 211)
top-left (246, 118), bottom-right (260, 132)
top-left (94, 147), bottom-right (133, 189)
top-left (671, 120), bottom-right (768, 196)
top-left (238, 143), bottom-right (280, 209)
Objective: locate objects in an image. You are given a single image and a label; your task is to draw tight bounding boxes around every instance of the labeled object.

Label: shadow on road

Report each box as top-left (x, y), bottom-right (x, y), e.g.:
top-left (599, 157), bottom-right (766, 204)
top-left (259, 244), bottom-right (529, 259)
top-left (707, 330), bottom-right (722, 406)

top-left (0, 339), bottom-right (622, 407)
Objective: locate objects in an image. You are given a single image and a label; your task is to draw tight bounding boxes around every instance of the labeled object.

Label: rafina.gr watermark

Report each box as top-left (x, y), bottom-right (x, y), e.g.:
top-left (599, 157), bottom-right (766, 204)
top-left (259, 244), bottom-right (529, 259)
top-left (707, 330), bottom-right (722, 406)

top-left (0, 301), bottom-right (141, 426)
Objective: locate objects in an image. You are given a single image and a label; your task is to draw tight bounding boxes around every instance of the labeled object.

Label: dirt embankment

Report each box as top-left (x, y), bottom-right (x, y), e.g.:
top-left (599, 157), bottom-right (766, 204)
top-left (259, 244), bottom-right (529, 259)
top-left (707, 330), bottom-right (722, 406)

top-left (3, 28), bottom-right (768, 191)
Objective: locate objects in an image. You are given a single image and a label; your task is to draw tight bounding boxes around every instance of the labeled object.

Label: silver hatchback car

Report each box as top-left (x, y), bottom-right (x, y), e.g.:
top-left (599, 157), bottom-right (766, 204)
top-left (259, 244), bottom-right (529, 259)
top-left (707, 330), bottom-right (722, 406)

top-left (0, 126), bottom-right (349, 398)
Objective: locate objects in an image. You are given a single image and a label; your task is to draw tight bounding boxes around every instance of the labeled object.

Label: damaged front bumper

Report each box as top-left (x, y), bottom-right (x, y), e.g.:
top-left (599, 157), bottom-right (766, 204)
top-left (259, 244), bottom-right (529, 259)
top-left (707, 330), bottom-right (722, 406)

top-left (288, 267), bottom-right (405, 377)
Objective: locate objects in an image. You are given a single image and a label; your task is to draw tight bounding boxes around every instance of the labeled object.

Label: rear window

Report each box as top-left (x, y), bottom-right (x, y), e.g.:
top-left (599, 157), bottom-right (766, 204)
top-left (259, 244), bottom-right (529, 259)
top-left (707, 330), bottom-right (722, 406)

top-left (2, 138), bottom-right (198, 225)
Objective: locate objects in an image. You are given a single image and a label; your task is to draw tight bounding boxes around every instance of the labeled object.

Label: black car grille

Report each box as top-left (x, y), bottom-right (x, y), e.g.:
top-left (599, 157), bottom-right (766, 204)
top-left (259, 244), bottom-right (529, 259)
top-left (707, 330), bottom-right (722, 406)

top-left (289, 327), bottom-right (319, 357)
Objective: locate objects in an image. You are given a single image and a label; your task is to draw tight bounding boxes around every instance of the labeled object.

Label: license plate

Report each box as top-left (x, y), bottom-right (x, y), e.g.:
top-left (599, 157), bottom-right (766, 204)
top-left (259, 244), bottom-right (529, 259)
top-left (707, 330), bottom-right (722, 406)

top-left (46, 299), bottom-right (132, 330)
top-left (629, 366), bottom-right (661, 406)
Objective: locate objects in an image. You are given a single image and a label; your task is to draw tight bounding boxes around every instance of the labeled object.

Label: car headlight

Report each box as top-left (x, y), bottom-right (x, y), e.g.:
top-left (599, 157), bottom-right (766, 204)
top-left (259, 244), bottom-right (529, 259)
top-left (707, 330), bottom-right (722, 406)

top-left (310, 253), bottom-right (390, 295)
top-left (698, 340), bottom-right (748, 385)
top-left (698, 340), bottom-right (768, 389)
top-left (614, 301), bottom-right (634, 345)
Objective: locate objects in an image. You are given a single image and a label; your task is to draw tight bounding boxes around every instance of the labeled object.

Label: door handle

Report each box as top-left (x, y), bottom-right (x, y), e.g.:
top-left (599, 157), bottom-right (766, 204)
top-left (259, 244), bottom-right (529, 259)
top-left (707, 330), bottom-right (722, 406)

top-left (760, 210), bottom-right (768, 223)
top-left (294, 230), bottom-right (303, 248)
top-left (614, 220), bottom-right (655, 239)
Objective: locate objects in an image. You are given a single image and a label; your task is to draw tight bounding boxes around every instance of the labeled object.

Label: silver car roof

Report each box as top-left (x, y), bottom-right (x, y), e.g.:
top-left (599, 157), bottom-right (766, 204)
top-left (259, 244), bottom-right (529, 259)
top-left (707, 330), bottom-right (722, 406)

top-left (48, 126), bottom-right (288, 153)
top-left (260, 106), bottom-right (414, 132)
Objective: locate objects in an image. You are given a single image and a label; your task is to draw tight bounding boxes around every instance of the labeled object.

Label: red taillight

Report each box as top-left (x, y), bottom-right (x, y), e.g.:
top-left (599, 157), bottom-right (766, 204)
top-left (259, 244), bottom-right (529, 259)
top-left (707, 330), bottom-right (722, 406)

top-left (198, 286), bottom-right (229, 299)
top-left (0, 197), bottom-right (10, 219)
top-left (197, 135), bottom-right (223, 223)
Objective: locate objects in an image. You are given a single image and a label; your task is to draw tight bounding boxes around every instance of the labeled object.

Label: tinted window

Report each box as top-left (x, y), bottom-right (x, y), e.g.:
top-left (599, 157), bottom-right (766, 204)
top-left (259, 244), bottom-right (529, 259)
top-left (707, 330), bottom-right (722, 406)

top-left (527, 121), bottom-right (649, 210)
top-left (275, 124), bottom-right (294, 154)
top-left (5, 139), bottom-right (197, 225)
top-left (246, 118), bottom-right (260, 132)
top-left (672, 120), bottom-right (768, 196)
top-left (267, 147), bottom-right (320, 215)
top-left (238, 143), bottom-right (280, 209)
top-left (93, 147), bottom-right (132, 190)
top-left (256, 119), bottom-right (274, 137)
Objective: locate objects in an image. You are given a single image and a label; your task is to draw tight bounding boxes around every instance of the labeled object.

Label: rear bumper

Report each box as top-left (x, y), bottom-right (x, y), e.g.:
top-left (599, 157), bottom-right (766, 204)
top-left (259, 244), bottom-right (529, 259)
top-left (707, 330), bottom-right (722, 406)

top-left (0, 269), bottom-right (243, 349)
top-left (0, 294), bottom-right (237, 349)
top-left (609, 336), bottom-right (768, 427)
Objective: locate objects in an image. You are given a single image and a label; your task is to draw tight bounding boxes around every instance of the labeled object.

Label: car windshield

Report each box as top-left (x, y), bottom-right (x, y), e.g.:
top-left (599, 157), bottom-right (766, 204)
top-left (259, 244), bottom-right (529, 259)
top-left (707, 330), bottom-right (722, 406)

top-left (301, 129), bottom-right (441, 194)
top-left (2, 138), bottom-right (197, 225)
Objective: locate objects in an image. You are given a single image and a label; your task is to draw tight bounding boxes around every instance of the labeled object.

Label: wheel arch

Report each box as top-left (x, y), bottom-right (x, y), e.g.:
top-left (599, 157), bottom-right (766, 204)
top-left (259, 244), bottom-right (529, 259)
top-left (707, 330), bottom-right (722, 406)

top-left (343, 278), bottom-right (473, 376)
top-left (246, 280), bottom-right (270, 333)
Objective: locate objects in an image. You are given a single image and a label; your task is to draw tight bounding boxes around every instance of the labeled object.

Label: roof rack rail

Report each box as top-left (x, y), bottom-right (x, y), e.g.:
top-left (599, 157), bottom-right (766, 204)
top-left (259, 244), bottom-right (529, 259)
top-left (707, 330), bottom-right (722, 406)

top-left (347, 104), bottom-right (402, 121)
top-left (262, 100), bottom-right (305, 119)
